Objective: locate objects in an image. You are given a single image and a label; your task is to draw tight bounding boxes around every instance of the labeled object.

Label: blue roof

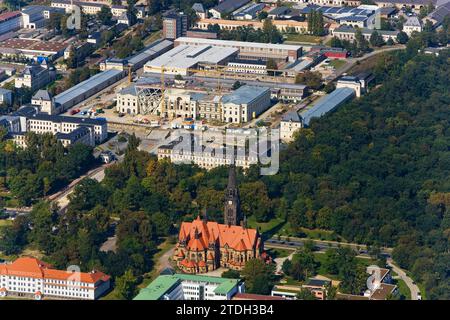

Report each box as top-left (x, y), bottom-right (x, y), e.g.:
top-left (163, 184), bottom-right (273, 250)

top-left (300, 88), bottom-right (355, 126)
top-left (222, 85), bottom-right (269, 105)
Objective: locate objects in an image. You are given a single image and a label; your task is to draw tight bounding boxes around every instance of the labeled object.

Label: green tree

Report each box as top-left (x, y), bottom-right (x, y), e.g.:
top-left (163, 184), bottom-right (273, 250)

top-left (116, 269), bottom-right (138, 300)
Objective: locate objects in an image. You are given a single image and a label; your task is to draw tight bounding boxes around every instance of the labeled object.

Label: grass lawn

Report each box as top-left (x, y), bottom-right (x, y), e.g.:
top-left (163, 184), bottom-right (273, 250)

top-left (0, 219), bottom-right (12, 228)
top-left (395, 278), bottom-right (411, 300)
top-left (266, 247), bottom-right (295, 259)
top-left (144, 31), bottom-right (162, 46)
top-left (246, 216), bottom-right (285, 237)
top-left (277, 222), bottom-right (342, 242)
top-left (284, 33), bottom-right (323, 44)
top-left (329, 59), bottom-right (346, 70)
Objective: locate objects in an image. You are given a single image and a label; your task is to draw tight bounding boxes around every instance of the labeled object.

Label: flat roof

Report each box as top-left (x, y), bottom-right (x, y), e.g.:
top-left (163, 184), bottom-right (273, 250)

top-left (127, 39), bottom-right (173, 65)
top-left (133, 274), bottom-right (241, 300)
top-left (133, 275), bottom-right (181, 300)
top-left (300, 88), bottom-right (355, 126)
top-left (211, 0), bottom-right (251, 14)
top-left (175, 37), bottom-right (302, 51)
top-left (145, 44), bottom-right (238, 70)
top-left (222, 85), bottom-right (270, 105)
top-left (54, 69), bottom-right (122, 106)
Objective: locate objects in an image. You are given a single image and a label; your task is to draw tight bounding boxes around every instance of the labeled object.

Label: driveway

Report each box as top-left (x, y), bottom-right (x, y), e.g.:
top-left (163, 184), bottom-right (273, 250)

top-left (387, 258), bottom-right (421, 300)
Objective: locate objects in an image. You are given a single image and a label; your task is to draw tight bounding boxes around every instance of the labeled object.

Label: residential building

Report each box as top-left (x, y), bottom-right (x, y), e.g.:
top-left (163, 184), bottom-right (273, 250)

top-left (0, 257), bottom-right (110, 300)
top-left (425, 1), bottom-right (450, 27)
top-left (0, 88), bottom-right (12, 106)
top-left (280, 110), bottom-right (302, 142)
top-left (12, 106), bottom-right (108, 145)
top-left (209, 0), bottom-right (251, 19)
top-left (192, 3), bottom-right (208, 19)
top-left (173, 166), bottom-right (263, 273)
top-left (302, 278), bottom-right (331, 300)
top-left (0, 11), bottom-right (21, 35)
top-left (51, 0), bottom-right (104, 15)
top-left (134, 274), bottom-right (244, 300)
top-left (31, 89), bottom-right (56, 114)
top-left (337, 267), bottom-right (397, 300)
top-left (403, 15), bottom-right (422, 35)
top-left (163, 13), bottom-right (188, 40)
top-left (111, 5), bottom-right (127, 17)
top-left (233, 3), bottom-right (266, 20)
top-left (15, 61), bottom-right (55, 91)
top-left (174, 37), bottom-right (302, 62)
top-left (332, 25), bottom-right (399, 42)
top-left (194, 18), bottom-right (313, 34)
top-left (221, 85), bottom-right (271, 124)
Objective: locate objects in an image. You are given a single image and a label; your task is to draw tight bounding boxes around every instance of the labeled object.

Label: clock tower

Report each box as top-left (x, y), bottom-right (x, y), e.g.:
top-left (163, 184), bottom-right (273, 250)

top-left (224, 164), bottom-right (242, 226)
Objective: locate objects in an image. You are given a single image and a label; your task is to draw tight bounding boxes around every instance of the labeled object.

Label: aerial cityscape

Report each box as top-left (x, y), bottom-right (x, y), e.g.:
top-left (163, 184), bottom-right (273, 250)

top-left (0, 0), bottom-right (448, 307)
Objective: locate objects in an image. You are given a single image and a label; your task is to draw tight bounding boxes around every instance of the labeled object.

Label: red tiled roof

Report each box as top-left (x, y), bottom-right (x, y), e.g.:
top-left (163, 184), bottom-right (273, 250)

top-left (179, 217), bottom-right (259, 252)
top-left (0, 257), bottom-right (110, 284)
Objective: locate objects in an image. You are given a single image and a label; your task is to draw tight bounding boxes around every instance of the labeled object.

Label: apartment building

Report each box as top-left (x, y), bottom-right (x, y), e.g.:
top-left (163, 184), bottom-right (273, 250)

top-left (0, 257), bottom-right (110, 300)
top-left (15, 61), bottom-right (55, 91)
top-left (31, 90), bottom-right (56, 115)
top-left (163, 13), bottom-right (188, 39)
top-left (227, 59), bottom-right (267, 75)
top-left (332, 25), bottom-right (399, 42)
top-left (280, 110), bottom-right (302, 142)
top-left (51, 0), bottom-right (104, 15)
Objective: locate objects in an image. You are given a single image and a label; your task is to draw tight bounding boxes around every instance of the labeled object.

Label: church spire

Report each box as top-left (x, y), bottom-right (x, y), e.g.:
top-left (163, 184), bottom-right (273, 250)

top-left (224, 164), bottom-right (241, 226)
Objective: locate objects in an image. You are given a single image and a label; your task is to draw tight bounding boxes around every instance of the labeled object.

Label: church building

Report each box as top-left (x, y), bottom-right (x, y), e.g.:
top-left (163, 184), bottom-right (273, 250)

top-left (174, 165), bottom-right (263, 274)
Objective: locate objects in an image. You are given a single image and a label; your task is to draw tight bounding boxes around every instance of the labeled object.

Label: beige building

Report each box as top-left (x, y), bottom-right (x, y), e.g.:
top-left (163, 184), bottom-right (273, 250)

top-left (15, 61), bottom-right (55, 91)
top-left (280, 111), bottom-right (302, 142)
top-left (31, 90), bottom-right (58, 114)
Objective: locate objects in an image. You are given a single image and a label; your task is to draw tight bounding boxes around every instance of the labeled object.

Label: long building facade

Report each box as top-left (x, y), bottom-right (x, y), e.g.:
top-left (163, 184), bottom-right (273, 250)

top-left (0, 257), bottom-right (110, 300)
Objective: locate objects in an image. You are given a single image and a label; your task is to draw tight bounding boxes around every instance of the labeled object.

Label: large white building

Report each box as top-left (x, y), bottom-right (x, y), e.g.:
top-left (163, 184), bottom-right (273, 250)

top-left (134, 274), bottom-right (245, 300)
top-left (143, 44), bottom-right (239, 76)
top-left (280, 110), bottom-right (302, 142)
top-left (0, 257), bottom-right (110, 300)
top-left (15, 61), bottom-right (55, 91)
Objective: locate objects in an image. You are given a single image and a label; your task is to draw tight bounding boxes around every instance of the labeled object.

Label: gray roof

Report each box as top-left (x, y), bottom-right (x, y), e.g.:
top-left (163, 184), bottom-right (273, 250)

top-left (222, 85), bottom-right (269, 105)
top-left (127, 39), bottom-right (173, 66)
top-left (28, 113), bottom-right (106, 125)
top-left (192, 3), bottom-right (205, 13)
top-left (55, 125), bottom-right (91, 142)
top-left (427, 1), bottom-right (450, 24)
top-left (119, 84), bottom-right (138, 96)
top-left (281, 110), bottom-right (301, 122)
top-left (404, 16), bottom-right (422, 27)
top-left (374, 0), bottom-right (437, 4)
top-left (32, 89), bottom-right (52, 101)
top-left (300, 88), bottom-right (355, 126)
top-left (334, 25), bottom-right (399, 36)
top-left (211, 0), bottom-right (251, 14)
top-left (54, 69), bottom-right (122, 107)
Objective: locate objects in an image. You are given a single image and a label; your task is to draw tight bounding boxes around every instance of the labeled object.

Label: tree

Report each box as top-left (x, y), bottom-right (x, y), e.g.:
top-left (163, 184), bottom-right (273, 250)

top-left (297, 288), bottom-right (316, 300)
top-left (97, 6), bottom-right (113, 26)
top-left (116, 269), bottom-right (138, 300)
top-left (232, 81), bottom-right (243, 90)
top-left (396, 31), bottom-right (409, 44)
top-left (257, 11), bottom-right (268, 21)
top-left (369, 31), bottom-right (384, 47)
top-left (222, 269), bottom-right (240, 279)
top-left (295, 71), bottom-right (323, 90)
top-left (241, 258), bottom-right (275, 294)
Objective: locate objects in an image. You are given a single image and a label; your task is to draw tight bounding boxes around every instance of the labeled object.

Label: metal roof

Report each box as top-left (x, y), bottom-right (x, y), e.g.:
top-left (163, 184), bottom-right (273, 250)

top-left (175, 37), bottom-right (302, 51)
top-left (222, 85), bottom-right (270, 105)
top-left (54, 69), bottom-right (122, 107)
top-left (300, 88), bottom-right (355, 126)
top-left (211, 0), bottom-right (251, 14)
top-left (145, 44), bottom-right (238, 70)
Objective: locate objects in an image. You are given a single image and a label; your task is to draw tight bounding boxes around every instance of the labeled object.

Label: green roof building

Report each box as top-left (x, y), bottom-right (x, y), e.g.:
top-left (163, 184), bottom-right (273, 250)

top-left (133, 274), bottom-right (244, 300)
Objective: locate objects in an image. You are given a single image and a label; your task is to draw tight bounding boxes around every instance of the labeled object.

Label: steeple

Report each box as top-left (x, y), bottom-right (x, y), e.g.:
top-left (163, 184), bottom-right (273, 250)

top-left (224, 164), bottom-right (241, 226)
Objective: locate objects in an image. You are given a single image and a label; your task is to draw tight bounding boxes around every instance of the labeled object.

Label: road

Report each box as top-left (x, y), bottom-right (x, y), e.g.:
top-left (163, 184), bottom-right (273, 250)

top-left (265, 235), bottom-right (393, 256)
top-left (330, 45), bottom-right (406, 81)
top-left (387, 258), bottom-right (421, 300)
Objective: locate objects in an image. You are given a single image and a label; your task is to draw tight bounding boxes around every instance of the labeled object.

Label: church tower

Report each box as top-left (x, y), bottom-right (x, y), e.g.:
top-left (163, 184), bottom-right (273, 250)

top-left (224, 164), bottom-right (242, 226)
